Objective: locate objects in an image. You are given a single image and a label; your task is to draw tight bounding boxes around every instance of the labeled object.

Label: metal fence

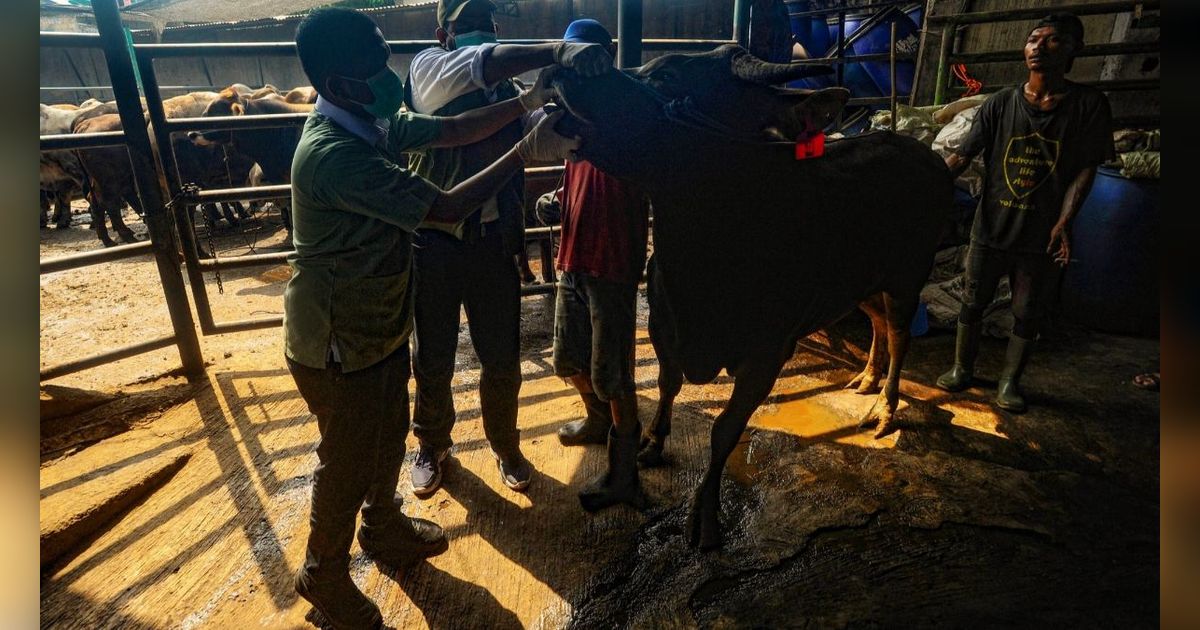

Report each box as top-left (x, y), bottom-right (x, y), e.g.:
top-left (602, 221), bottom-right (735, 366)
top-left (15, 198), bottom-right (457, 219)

top-left (39, 6), bottom-right (203, 382)
top-left (38, 0), bottom-right (739, 382)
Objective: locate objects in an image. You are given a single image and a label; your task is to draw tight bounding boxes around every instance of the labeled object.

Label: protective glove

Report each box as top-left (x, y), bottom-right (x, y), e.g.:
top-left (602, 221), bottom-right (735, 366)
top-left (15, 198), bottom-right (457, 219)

top-left (515, 110), bottom-right (581, 163)
top-left (518, 66), bottom-right (559, 112)
top-left (553, 41), bottom-right (612, 77)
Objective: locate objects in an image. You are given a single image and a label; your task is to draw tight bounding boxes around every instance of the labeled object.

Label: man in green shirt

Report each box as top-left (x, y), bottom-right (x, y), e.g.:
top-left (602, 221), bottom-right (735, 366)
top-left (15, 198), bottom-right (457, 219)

top-left (286, 9), bottom-right (578, 629)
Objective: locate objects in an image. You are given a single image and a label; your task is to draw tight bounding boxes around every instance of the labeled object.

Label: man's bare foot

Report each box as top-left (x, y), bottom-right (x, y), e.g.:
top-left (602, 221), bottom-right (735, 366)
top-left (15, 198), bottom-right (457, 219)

top-left (1132, 372), bottom-right (1159, 392)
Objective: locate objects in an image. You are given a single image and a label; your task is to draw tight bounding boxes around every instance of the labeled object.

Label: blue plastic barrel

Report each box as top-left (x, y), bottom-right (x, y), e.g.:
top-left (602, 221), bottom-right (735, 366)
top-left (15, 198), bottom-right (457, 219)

top-left (1058, 167), bottom-right (1159, 336)
top-left (853, 9), bottom-right (920, 96)
top-left (785, 4), bottom-right (916, 100)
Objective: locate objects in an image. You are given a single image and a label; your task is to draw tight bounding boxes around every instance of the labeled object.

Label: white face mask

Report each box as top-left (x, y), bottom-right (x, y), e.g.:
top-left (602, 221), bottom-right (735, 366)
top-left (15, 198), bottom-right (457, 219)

top-left (450, 30), bottom-right (498, 49)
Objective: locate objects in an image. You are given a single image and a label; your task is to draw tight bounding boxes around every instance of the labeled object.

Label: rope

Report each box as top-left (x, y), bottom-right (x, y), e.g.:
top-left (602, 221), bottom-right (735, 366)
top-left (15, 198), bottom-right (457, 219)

top-left (952, 64), bottom-right (982, 97)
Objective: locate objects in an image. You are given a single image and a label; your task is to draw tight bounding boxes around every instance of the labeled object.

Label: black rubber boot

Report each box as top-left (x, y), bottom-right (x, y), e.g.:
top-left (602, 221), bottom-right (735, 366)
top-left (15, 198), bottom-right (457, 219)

top-left (995, 334), bottom-right (1033, 413)
top-left (295, 569), bottom-right (382, 630)
top-left (558, 393), bottom-right (613, 446)
top-left (579, 398), bottom-right (646, 512)
top-left (295, 523), bottom-right (382, 630)
top-left (357, 514), bottom-right (448, 568)
top-left (936, 321), bottom-right (982, 392)
top-left (359, 484), bottom-right (447, 568)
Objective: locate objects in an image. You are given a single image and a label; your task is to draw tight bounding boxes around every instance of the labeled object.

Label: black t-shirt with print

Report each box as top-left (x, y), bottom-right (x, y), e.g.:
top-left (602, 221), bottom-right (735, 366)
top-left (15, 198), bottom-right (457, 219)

top-left (959, 82), bottom-right (1115, 253)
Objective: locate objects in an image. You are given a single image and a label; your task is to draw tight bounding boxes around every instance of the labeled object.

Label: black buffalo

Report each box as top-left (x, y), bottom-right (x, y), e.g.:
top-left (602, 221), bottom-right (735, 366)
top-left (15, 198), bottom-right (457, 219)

top-left (552, 46), bottom-right (953, 549)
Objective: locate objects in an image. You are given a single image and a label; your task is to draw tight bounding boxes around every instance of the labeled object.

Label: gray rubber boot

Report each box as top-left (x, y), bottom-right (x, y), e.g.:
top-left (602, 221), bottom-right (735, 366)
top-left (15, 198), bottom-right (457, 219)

top-left (995, 334), bottom-right (1034, 413)
top-left (936, 321), bottom-right (982, 392)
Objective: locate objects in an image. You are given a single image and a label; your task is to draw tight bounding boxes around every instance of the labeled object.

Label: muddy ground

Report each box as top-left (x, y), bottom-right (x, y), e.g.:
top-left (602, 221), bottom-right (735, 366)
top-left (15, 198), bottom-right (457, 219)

top-left (40, 205), bottom-right (1160, 627)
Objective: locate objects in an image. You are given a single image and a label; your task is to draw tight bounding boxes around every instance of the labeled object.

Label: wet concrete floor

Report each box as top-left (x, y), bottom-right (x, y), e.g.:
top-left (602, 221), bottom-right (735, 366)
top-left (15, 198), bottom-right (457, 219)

top-left (39, 290), bottom-right (1159, 628)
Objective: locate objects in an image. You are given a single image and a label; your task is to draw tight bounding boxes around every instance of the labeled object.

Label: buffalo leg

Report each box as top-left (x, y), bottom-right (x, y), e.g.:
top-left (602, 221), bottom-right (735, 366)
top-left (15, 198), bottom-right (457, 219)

top-left (110, 205), bottom-right (138, 244)
top-left (53, 190), bottom-right (73, 229)
top-left (640, 259), bottom-right (680, 468)
top-left (862, 291), bottom-right (919, 439)
top-left (517, 248), bottom-right (536, 284)
top-left (220, 202), bottom-right (240, 227)
top-left (91, 203), bottom-right (117, 247)
top-left (846, 293), bottom-right (889, 394)
top-left (688, 348), bottom-right (788, 550)
top-left (200, 203), bottom-right (224, 228)
top-left (639, 305), bottom-right (681, 468)
top-left (280, 201), bottom-right (294, 247)
top-left (40, 190), bottom-right (50, 228)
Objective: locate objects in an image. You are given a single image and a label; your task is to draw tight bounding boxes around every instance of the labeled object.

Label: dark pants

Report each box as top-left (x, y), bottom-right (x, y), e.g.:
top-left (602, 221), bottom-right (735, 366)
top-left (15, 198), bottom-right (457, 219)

top-left (412, 227), bottom-right (522, 460)
top-left (959, 241), bottom-right (1057, 339)
top-left (287, 344), bottom-right (411, 577)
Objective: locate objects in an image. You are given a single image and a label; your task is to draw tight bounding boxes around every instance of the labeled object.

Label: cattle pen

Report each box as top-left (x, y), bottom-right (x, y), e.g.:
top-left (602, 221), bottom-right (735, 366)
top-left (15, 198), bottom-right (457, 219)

top-left (37, 1), bottom-right (1165, 628)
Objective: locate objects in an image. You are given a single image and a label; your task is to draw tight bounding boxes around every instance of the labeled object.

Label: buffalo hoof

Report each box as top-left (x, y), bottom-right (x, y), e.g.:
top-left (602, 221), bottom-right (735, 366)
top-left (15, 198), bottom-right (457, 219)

top-left (845, 367), bottom-right (883, 395)
top-left (860, 394), bottom-right (900, 439)
top-left (578, 484), bottom-right (648, 513)
top-left (99, 237), bottom-right (118, 248)
top-left (56, 218), bottom-right (72, 230)
top-left (686, 499), bottom-right (722, 551)
top-left (117, 231), bottom-right (139, 244)
top-left (636, 441), bottom-right (668, 468)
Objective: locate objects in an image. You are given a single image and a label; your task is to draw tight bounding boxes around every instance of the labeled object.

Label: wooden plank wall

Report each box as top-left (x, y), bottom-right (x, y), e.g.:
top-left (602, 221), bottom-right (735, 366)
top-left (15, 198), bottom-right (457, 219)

top-left (913, 0), bottom-right (1159, 125)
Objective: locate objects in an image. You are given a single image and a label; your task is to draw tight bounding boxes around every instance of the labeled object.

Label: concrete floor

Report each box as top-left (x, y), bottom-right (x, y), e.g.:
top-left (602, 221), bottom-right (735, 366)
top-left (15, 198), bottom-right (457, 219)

top-left (39, 293), bottom-right (1160, 628)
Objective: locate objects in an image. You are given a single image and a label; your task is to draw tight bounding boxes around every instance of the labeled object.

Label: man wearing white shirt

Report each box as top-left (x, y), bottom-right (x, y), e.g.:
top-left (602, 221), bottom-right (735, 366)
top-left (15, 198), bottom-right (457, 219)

top-left (404, 0), bottom-right (610, 497)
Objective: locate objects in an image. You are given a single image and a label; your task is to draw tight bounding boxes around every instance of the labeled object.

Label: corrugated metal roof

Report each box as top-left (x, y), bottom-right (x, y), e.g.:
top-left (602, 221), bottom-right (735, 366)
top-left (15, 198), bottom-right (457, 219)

top-left (153, 0), bottom-right (436, 32)
top-left (124, 0), bottom-right (349, 26)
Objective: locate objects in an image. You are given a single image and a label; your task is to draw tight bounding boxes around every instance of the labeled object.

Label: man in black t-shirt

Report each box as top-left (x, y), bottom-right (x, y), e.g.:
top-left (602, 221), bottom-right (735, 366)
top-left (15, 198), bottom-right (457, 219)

top-left (936, 12), bottom-right (1115, 413)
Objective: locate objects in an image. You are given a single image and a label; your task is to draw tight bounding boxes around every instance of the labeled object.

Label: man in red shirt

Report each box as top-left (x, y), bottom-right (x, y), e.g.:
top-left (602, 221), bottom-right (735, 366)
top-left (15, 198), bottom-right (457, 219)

top-left (551, 19), bottom-right (652, 511)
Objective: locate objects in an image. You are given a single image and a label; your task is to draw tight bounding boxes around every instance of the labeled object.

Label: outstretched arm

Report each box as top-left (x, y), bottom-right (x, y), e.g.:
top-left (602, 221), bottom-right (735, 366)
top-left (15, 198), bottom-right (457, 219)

top-left (430, 67), bottom-right (557, 148)
top-left (482, 41), bottom-right (611, 84)
top-left (426, 110), bottom-right (580, 223)
top-left (482, 43), bottom-right (558, 85)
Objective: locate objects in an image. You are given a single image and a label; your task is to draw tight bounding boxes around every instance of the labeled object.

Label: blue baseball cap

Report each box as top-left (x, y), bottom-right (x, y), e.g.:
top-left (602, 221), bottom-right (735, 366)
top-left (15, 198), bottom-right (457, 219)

top-left (563, 19), bottom-right (612, 46)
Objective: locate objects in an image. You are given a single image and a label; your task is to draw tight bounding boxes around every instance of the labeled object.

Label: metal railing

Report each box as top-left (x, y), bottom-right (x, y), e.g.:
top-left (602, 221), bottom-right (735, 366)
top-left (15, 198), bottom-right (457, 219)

top-left (783, 1), bottom-right (921, 131)
top-left (38, 2), bottom-right (763, 380)
top-left (133, 32), bottom-right (746, 332)
top-left (39, 2), bottom-right (204, 382)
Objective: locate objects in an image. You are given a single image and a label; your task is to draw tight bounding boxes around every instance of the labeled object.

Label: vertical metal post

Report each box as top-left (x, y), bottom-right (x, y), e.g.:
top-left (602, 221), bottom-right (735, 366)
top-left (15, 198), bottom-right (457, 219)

top-left (617, 0), bottom-right (643, 69)
top-left (733, 0), bottom-right (751, 48)
top-left (890, 21), bottom-right (898, 130)
top-left (91, 0), bottom-right (205, 377)
top-left (836, 10), bottom-right (846, 130)
top-left (137, 52), bottom-right (217, 334)
top-left (933, 20), bottom-right (955, 106)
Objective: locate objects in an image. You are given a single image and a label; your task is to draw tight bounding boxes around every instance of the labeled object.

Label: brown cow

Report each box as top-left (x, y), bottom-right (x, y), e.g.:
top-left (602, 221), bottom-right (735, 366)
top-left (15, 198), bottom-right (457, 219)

top-left (39, 103), bottom-right (100, 229)
top-left (283, 86), bottom-right (318, 104)
top-left (190, 88), bottom-right (314, 242)
top-left (72, 114), bottom-right (140, 246)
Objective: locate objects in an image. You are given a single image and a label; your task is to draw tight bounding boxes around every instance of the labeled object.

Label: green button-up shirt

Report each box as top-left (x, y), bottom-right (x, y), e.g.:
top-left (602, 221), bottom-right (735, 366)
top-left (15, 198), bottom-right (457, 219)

top-left (283, 107), bottom-right (442, 372)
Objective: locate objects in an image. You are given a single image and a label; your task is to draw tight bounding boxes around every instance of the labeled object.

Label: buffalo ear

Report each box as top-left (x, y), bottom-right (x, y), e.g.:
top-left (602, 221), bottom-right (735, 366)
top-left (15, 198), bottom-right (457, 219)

top-left (231, 102), bottom-right (244, 116)
top-left (763, 87), bottom-right (848, 139)
top-left (792, 87), bottom-right (849, 134)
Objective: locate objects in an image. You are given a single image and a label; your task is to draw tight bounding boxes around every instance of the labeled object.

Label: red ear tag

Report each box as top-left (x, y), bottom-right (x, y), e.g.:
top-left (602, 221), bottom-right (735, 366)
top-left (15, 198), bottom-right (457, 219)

top-left (795, 132), bottom-right (825, 160)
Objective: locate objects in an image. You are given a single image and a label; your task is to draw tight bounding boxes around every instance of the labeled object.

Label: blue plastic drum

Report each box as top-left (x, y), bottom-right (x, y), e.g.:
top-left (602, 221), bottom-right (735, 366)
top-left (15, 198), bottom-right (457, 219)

top-left (853, 8), bottom-right (920, 96)
top-left (785, 2), bottom-right (918, 100)
top-left (1058, 167), bottom-right (1159, 336)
